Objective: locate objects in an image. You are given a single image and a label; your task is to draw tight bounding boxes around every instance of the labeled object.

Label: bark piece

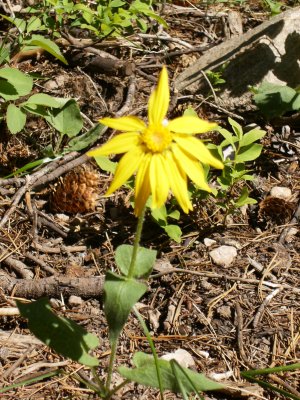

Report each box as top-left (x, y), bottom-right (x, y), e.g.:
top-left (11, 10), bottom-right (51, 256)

top-left (0, 271), bottom-right (104, 299)
top-left (175, 7), bottom-right (300, 111)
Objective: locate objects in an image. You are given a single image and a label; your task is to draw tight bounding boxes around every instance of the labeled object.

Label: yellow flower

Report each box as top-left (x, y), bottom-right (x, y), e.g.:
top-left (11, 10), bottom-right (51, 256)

top-left (88, 67), bottom-right (223, 216)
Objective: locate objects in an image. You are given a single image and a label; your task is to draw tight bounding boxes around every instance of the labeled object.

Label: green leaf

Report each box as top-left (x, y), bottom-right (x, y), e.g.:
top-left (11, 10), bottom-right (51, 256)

top-left (234, 187), bottom-right (257, 207)
top-left (26, 16), bottom-right (42, 33)
top-left (17, 298), bottom-right (99, 366)
top-left (164, 225), bottom-right (182, 243)
top-left (264, 0), bottom-right (283, 15)
top-left (115, 244), bottom-right (157, 278)
top-left (239, 128), bottom-right (266, 147)
top-left (183, 107), bottom-right (198, 118)
top-left (4, 157), bottom-right (57, 178)
top-left (0, 370), bottom-right (61, 394)
top-left (0, 67), bottom-right (33, 100)
top-left (45, 99), bottom-right (83, 136)
top-left (104, 272), bottom-right (147, 343)
top-left (136, 18), bottom-right (148, 32)
top-left (228, 117), bottom-right (243, 140)
top-left (0, 79), bottom-right (19, 100)
top-left (6, 104), bottom-right (27, 134)
top-left (0, 45), bottom-right (10, 65)
top-left (110, 0), bottom-right (126, 6)
top-left (291, 94), bottom-right (300, 110)
top-left (253, 82), bottom-right (297, 117)
top-left (24, 93), bottom-right (62, 108)
top-left (145, 11), bottom-right (168, 28)
top-left (23, 104), bottom-right (48, 117)
top-left (24, 34), bottom-right (68, 65)
top-left (217, 127), bottom-right (236, 149)
top-left (66, 123), bottom-right (106, 152)
top-left (151, 205), bottom-right (168, 225)
top-left (119, 352), bottom-right (223, 393)
top-left (168, 210), bottom-right (180, 220)
top-left (0, 15), bottom-right (26, 32)
top-left (235, 143), bottom-right (263, 162)
top-left (93, 155), bottom-right (117, 173)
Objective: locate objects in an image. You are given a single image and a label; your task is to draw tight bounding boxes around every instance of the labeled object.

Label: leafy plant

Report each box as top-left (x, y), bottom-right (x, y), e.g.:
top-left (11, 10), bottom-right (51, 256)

top-left (1, 0), bottom-right (167, 67)
top-left (15, 244), bottom-right (224, 398)
top-left (252, 81), bottom-right (300, 118)
top-left (14, 0), bottom-right (167, 41)
top-left (262, 0), bottom-right (283, 15)
top-left (207, 117), bottom-right (266, 222)
top-left (11, 67), bottom-right (225, 399)
top-left (0, 67), bottom-right (81, 136)
top-left (205, 69), bottom-right (226, 91)
top-left (1, 13), bottom-right (67, 65)
top-left (151, 204), bottom-right (182, 243)
top-left (0, 67), bottom-right (108, 169)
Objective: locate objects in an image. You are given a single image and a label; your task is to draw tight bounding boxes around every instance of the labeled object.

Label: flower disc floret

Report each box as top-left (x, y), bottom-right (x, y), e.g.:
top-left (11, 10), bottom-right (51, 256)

top-left (87, 66), bottom-right (224, 216)
top-left (141, 124), bottom-right (172, 153)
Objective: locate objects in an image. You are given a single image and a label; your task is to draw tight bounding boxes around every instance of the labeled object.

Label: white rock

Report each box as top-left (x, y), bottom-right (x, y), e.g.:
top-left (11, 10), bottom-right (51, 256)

top-left (49, 298), bottom-right (63, 310)
top-left (204, 238), bottom-right (216, 247)
top-left (284, 227), bottom-right (298, 243)
top-left (208, 370), bottom-right (233, 381)
top-left (270, 186), bottom-right (292, 200)
top-left (68, 295), bottom-right (83, 307)
top-left (161, 349), bottom-right (195, 368)
top-left (209, 245), bottom-right (237, 267)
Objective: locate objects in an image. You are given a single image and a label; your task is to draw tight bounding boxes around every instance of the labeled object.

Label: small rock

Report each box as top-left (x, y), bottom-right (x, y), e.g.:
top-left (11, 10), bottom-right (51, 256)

top-left (204, 238), bottom-right (216, 247)
top-left (148, 309), bottom-right (161, 331)
top-left (161, 349), bottom-right (195, 368)
top-left (270, 186), bottom-right (292, 200)
top-left (284, 227), bottom-right (298, 243)
top-left (49, 298), bottom-right (63, 310)
top-left (68, 295), bottom-right (83, 307)
top-left (198, 350), bottom-right (210, 359)
top-left (209, 245), bottom-right (237, 267)
top-left (44, 74), bottom-right (67, 91)
top-left (208, 370), bottom-right (233, 381)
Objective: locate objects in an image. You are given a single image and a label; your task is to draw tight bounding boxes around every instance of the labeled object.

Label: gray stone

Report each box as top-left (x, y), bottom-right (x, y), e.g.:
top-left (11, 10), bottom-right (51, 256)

top-left (270, 186), bottom-right (292, 200)
top-left (68, 295), bottom-right (83, 307)
top-left (209, 245), bottom-right (237, 267)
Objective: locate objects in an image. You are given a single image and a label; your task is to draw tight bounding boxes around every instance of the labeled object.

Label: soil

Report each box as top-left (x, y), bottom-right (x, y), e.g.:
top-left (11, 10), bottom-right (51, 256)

top-left (0, 2), bottom-right (299, 399)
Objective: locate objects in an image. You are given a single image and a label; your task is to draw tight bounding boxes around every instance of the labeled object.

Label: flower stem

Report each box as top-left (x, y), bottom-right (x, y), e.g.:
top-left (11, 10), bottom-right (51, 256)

top-left (106, 339), bottom-right (117, 391)
top-left (127, 206), bottom-right (146, 279)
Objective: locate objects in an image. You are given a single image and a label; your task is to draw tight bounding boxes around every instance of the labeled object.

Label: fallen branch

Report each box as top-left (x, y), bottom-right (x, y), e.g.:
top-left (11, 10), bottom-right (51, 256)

top-left (0, 271), bottom-right (104, 299)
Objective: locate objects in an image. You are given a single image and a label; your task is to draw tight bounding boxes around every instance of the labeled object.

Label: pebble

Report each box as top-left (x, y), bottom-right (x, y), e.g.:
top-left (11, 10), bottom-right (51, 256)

top-left (68, 295), bottom-right (83, 307)
top-left (270, 186), bottom-right (292, 200)
top-left (284, 227), bottom-right (298, 243)
top-left (204, 238), bottom-right (217, 247)
top-left (209, 245), bottom-right (237, 267)
top-left (161, 349), bottom-right (195, 368)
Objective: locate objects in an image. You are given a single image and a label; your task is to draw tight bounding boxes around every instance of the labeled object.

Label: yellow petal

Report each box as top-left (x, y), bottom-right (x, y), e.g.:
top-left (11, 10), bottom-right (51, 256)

top-left (168, 116), bottom-right (217, 134)
top-left (148, 66), bottom-right (170, 125)
top-left (172, 144), bottom-right (211, 192)
top-left (100, 116), bottom-right (146, 132)
top-left (134, 153), bottom-right (151, 216)
top-left (106, 145), bottom-right (144, 195)
top-left (174, 134), bottom-right (224, 169)
top-left (149, 153), bottom-right (170, 209)
top-left (164, 151), bottom-right (192, 213)
top-left (87, 132), bottom-right (140, 157)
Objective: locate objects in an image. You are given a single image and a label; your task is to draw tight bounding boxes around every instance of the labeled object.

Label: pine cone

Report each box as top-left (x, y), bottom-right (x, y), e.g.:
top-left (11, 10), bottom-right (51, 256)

top-left (50, 164), bottom-right (101, 214)
top-left (258, 196), bottom-right (295, 226)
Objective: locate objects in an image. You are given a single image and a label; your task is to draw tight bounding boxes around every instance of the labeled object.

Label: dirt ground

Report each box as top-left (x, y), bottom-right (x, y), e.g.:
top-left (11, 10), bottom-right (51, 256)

top-left (0, 1), bottom-right (299, 399)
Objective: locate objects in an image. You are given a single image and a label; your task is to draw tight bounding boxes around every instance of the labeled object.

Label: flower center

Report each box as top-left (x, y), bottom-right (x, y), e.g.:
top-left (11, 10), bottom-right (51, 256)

top-left (141, 124), bottom-right (172, 153)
